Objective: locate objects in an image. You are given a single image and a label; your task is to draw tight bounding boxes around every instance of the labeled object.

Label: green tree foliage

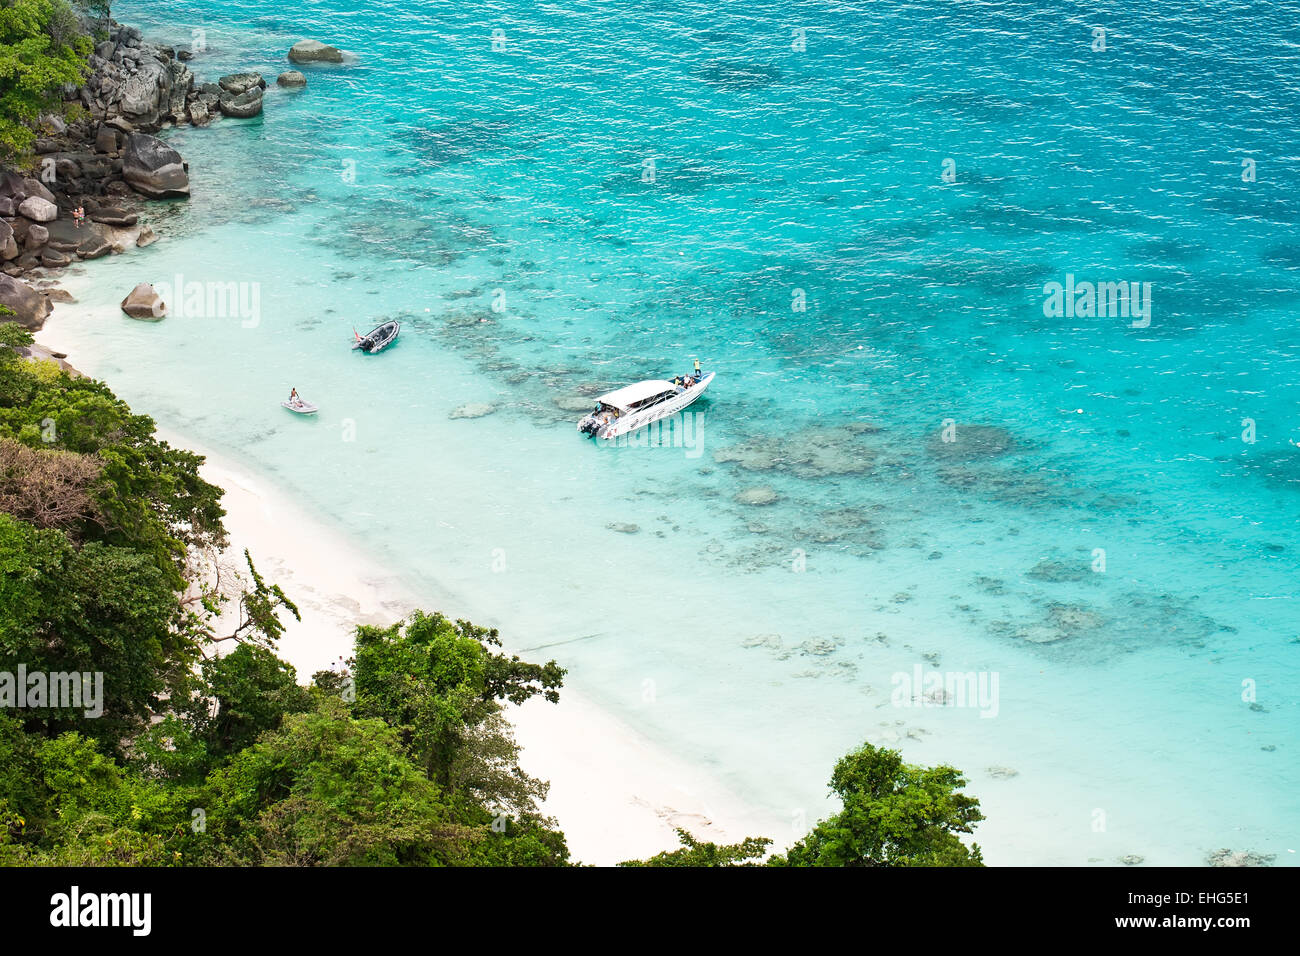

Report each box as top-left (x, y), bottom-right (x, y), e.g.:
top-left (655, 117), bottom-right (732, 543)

top-left (0, 714), bottom-right (189, 865)
top-left (352, 610), bottom-right (563, 808)
top-left (0, 340), bottom-right (227, 588)
top-left (0, 512), bottom-right (191, 749)
top-left (772, 743), bottom-right (984, 867)
top-left (197, 698), bottom-right (474, 866)
top-left (177, 643), bottom-right (314, 767)
top-left (0, 0), bottom-right (92, 158)
top-left (620, 829), bottom-right (773, 867)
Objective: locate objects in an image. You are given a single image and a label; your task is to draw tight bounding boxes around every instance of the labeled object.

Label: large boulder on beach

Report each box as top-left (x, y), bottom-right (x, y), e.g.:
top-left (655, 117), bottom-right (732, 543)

top-left (20, 178), bottom-right (55, 204)
top-left (219, 88), bottom-right (264, 119)
top-left (120, 282), bottom-right (166, 319)
top-left (122, 132), bottom-right (190, 198)
top-left (218, 72), bottom-right (266, 96)
top-left (0, 170), bottom-right (28, 204)
top-left (136, 226), bottom-right (158, 247)
top-left (0, 221), bottom-right (18, 261)
top-left (0, 275), bottom-right (53, 330)
top-left (24, 224), bottom-right (49, 248)
top-left (277, 70), bottom-right (307, 88)
top-left (77, 235), bottom-right (113, 260)
top-left (288, 39), bottom-right (343, 63)
top-left (18, 196), bottom-right (57, 222)
top-left (89, 206), bottom-right (138, 227)
top-left (40, 249), bottom-right (71, 269)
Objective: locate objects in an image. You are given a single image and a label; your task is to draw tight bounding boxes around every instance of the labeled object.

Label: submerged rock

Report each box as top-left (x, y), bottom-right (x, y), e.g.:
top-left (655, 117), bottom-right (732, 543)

top-left (606, 522), bottom-right (640, 534)
top-left (448, 402), bottom-right (497, 420)
top-left (734, 485), bottom-right (779, 506)
top-left (1026, 558), bottom-right (1089, 583)
top-left (553, 395), bottom-right (595, 413)
top-left (714, 424), bottom-right (877, 478)
top-left (1206, 848), bottom-right (1275, 867)
top-left (277, 71), bottom-right (308, 88)
top-left (927, 424), bottom-right (1015, 461)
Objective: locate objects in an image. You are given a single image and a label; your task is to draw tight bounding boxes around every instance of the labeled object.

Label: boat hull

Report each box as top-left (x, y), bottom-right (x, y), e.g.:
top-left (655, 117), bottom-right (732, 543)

top-left (594, 372), bottom-right (714, 440)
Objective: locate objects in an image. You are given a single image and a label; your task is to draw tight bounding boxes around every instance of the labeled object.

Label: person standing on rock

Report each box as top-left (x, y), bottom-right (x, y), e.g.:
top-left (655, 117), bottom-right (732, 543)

top-left (73, 206), bottom-right (84, 228)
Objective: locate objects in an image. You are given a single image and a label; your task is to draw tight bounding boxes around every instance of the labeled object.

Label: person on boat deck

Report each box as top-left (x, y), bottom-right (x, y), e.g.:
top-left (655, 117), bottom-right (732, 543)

top-left (694, 359), bottom-right (702, 381)
top-left (289, 387), bottom-right (300, 403)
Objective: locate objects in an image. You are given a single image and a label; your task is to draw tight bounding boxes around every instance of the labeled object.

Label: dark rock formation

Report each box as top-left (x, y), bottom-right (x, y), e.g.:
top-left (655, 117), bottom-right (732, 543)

top-left (0, 275), bottom-right (53, 329)
top-left (121, 132), bottom-right (190, 198)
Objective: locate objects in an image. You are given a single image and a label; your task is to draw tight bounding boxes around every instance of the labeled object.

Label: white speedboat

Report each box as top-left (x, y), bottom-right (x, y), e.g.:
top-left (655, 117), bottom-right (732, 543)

top-left (577, 367), bottom-right (714, 440)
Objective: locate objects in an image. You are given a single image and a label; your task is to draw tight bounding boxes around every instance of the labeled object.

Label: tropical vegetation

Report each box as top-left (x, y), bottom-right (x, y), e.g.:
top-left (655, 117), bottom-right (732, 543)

top-left (0, 324), bottom-right (983, 866)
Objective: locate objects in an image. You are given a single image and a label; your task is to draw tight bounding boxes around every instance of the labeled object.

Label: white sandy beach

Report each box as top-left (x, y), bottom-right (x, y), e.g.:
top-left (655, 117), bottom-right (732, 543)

top-left (152, 425), bottom-right (783, 865)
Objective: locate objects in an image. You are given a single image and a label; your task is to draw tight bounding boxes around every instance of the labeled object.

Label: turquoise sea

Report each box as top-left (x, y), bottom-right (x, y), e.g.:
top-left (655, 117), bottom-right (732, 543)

top-left (46, 0), bottom-right (1300, 863)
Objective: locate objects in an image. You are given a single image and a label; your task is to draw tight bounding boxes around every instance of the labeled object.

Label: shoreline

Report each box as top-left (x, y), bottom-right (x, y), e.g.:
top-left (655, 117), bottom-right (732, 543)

top-left (158, 425), bottom-right (786, 865)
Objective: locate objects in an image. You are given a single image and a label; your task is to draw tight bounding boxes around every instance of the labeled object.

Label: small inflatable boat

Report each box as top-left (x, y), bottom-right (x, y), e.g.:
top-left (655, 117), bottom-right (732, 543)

top-left (352, 320), bottom-right (400, 354)
top-left (281, 398), bottom-right (319, 415)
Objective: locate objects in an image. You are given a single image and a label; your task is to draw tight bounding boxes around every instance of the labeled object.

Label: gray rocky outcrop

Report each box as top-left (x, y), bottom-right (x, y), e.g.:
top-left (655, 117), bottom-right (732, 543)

top-left (218, 72), bottom-right (265, 95)
top-left (77, 235), bottom-right (113, 259)
top-left (218, 88), bottom-right (264, 119)
top-left (18, 196), bottom-right (58, 222)
top-left (0, 275), bottom-right (53, 330)
top-left (288, 40), bottom-right (344, 63)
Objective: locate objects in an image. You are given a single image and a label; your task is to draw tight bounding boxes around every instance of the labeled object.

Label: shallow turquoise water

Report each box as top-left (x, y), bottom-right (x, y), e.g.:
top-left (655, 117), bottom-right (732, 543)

top-left (45, 0), bottom-right (1300, 863)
